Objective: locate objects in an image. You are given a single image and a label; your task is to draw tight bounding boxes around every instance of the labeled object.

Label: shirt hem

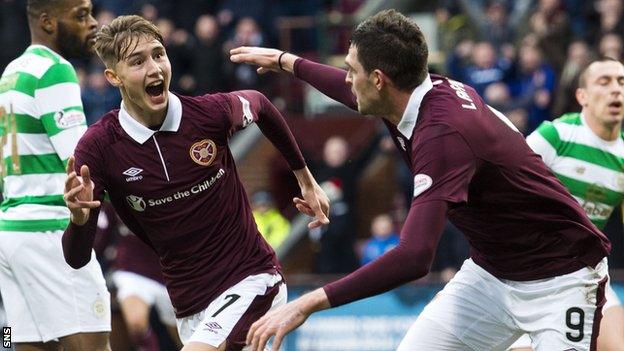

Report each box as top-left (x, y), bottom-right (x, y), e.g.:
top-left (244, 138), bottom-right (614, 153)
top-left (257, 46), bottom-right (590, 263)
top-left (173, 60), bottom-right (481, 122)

top-left (0, 218), bottom-right (69, 232)
top-left (172, 266), bottom-right (279, 318)
top-left (472, 253), bottom-right (607, 281)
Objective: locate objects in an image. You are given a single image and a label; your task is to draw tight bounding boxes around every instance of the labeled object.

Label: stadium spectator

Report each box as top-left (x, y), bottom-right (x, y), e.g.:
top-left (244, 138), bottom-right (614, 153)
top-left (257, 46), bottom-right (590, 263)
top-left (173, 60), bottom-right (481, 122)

top-left (251, 191), bottom-right (291, 249)
top-left (95, 8), bottom-right (116, 27)
top-left (224, 17), bottom-right (267, 91)
top-left (598, 32), bottom-right (623, 61)
top-left (232, 9), bottom-right (611, 351)
top-left (158, 18), bottom-right (194, 94)
top-left (216, 0), bottom-right (274, 42)
top-left (551, 39), bottom-right (592, 117)
top-left (447, 40), bottom-right (511, 96)
top-left (308, 136), bottom-right (359, 274)
top-left (82, 68), bottom-right (121, 125)
top-left (587, 0), bottom-right (624, 44)
top-left (434, 2), bottom-right (476, 55)
top-left (169, 1), bottom-right (218, 32)
top-left (360, 214), bottom-right (399, 266)
top-left (190, 14), bottom-right (226, 95)
top-left (522, 0), bottom-right (571, 71)
top-left (0, 0), bottom-right (111, 350)
top-left (456, 0), bottom-right (532, 51)
top-left (62, 15), bottom-right (329, 351)
top-left (155, 16), bottom-right (193, 94)
top-left (508, 40), bottom-right (556, 134)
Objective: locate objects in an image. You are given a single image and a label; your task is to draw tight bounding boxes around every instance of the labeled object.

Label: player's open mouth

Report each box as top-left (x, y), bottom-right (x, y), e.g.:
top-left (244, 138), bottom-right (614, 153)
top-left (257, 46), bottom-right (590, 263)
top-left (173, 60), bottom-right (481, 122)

top-left (608, 101), bottom-right (622, 114)
top-left (145, 81), bottom-right (165, 105)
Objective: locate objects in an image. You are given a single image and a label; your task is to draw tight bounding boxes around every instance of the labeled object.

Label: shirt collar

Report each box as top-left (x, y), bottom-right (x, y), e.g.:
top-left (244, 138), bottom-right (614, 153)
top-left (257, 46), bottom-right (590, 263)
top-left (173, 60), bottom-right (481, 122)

top-left (119, 92), bottom-right (182, 144)
top-left (397, 74), bottom-right (433, 139)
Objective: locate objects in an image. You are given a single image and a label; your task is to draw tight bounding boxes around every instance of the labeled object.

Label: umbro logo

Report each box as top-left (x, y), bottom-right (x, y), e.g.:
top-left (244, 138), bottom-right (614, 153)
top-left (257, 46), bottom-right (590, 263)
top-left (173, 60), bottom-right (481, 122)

top-left (123, 167), bottom-right (144, 182)
top-left (203, 322), bottom-right (222, 334)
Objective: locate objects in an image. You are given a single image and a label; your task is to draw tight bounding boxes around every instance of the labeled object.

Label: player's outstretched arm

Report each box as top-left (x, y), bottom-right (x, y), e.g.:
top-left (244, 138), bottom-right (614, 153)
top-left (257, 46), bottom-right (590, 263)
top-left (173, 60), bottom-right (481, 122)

top-left (293, 167), bottom-right (330, 229)
top-left (230, 90), bottom-right (330, 228)
top-left (230, 46), bottom-right (357, 110)
top-left (247, 288), bottom-right (330, 351)
top-left (230, 46), bottom-right (297, 74)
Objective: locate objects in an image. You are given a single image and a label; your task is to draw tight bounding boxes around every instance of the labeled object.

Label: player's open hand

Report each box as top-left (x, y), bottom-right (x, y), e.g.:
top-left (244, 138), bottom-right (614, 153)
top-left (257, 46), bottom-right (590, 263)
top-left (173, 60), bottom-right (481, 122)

top-left (247, 288), bottom-right (330, 351)
top-left (230, 46), bottom-right (292, 74)
top-left (295, 182), bottom-right (330, 229)
top-left (246, 299), bottom-right (307, 351)
top-left (64, 156), bottom-right (100, 225)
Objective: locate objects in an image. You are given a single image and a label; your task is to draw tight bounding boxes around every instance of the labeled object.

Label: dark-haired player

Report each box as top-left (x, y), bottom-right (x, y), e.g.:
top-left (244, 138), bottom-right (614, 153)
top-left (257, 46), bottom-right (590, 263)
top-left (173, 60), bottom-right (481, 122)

top-left (232, 9), bottom-right (611, 351)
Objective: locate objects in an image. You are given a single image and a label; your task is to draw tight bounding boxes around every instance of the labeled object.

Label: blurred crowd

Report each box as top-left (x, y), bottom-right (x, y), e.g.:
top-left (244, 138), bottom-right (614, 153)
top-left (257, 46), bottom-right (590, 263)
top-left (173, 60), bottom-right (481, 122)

top-left (438, 0), bottom-right (624, 134)
top-left (2, 0), bottom-right (623, 277)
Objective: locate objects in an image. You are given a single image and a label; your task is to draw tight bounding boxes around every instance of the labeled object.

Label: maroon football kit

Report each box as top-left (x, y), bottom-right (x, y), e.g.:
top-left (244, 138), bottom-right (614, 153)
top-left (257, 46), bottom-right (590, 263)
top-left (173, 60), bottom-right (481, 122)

top-left (63, 91), bottom-right (305, 317)
top-left (288, 58), bottom-right (610, 307)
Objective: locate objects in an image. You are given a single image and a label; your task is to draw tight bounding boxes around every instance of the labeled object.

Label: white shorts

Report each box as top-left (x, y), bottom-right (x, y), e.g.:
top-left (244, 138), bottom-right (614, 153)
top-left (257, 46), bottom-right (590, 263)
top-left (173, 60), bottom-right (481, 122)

top-left (176, 272), bottom-right (286, 350)
top-left (0, 230), bottom-right (111, 342)
top-left (399, 258), bottom-right (608, 351)
top-left (112, 270), bottom-right (176, 327)
top-left (508, 268), bottom-right (621, 350)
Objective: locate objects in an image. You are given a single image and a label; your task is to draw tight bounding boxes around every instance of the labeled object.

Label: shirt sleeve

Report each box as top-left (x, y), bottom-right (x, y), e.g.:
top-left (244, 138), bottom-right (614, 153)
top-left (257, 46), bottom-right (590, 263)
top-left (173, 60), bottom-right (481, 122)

top-left (221, 90), bottom-right (306, 170)
top-left (409, 124), bottom-right (477, 205)
top-left (62, 134), bottom-right (106, 269)
top-left (293, 58), bottom-right (358, 111)
top-left (36, 62), bottom-right (87, 163)
top-left (323, 200), bottom-right (448, 307)
top-left (526, 121), bottom-right (560, 167)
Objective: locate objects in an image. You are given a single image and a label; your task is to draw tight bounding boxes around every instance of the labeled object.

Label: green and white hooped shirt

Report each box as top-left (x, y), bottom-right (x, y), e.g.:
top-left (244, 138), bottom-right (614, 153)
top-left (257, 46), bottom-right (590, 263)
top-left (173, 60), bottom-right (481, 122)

top-left (527, 112), bottom-right (624, 229)
top-left (0, 45), bottom-right (87, 232)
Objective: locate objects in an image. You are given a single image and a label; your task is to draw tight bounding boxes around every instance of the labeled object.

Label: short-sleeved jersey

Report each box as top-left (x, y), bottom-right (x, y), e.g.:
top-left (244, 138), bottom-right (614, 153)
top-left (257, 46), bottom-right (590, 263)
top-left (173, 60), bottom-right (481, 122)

top-left (75, 92), bottom-right (278, 317)
top-left (384, 74), bottom-right (609, 281)
top-left (0, 45), bottom-right (87, 232)
top-left (526, 113), bottom-right (624, 229)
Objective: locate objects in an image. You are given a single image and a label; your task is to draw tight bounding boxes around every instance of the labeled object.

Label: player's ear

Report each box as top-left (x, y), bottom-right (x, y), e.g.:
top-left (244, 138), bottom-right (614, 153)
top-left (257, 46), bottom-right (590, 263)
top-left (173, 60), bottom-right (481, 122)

top-left (39, 12), bottom-right (56, 35)
top-left (104, 68), bottom-right (122, 87)
top-left (575, 87), bottom-right (587, 107)
top-left (371, 69), bottom-right (386, 91)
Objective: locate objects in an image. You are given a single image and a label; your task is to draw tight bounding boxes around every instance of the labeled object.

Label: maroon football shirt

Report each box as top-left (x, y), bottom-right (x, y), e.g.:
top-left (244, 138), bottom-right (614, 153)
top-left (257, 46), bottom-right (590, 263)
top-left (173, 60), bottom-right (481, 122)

top-left (292, 59), bottom-right (610, 307)
top-left (64, 91), bottom-right (304, 317)
top-left (115, 229), bottom-right (165, 284)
